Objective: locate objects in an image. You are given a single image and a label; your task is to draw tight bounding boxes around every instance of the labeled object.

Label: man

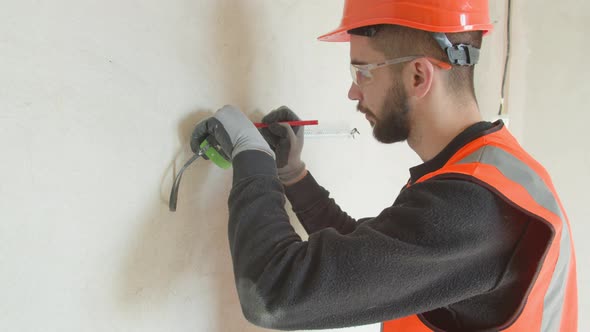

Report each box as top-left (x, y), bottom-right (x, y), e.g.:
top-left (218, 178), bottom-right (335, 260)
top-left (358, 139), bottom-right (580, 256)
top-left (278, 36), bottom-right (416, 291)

top-left (191, 0), bottom-right (578, 331)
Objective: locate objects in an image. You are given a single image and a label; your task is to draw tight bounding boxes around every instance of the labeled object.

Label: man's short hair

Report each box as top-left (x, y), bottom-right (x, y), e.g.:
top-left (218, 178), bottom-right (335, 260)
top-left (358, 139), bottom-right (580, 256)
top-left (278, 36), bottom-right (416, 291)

top-left (349, 25), bottom-right (483, 99)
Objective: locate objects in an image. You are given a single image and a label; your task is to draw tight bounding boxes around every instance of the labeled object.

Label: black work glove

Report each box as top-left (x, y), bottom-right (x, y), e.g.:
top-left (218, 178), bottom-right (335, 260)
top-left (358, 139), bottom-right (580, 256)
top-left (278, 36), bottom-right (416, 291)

top-left (259, 106), bottom-right (306, 184)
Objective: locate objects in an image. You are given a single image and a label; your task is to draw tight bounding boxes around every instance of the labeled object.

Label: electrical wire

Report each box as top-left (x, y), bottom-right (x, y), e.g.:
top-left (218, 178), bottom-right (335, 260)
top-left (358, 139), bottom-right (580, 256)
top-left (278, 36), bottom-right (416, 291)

top-left (499, 0), bottom-right (512, 116)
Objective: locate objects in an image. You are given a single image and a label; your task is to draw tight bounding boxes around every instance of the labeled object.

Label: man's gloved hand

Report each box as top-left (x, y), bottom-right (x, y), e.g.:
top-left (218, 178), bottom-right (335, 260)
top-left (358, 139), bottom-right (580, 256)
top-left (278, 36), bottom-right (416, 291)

top-left (191, 105), bottom-right (275, 161)
top-left (259, 106), bottom-right (306, 185)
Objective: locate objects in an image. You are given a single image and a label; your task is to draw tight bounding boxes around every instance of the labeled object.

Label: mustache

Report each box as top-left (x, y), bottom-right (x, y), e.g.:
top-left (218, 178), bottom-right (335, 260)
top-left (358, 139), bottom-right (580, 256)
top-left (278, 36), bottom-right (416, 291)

top-left (357, 103), bottom-right (374, 116)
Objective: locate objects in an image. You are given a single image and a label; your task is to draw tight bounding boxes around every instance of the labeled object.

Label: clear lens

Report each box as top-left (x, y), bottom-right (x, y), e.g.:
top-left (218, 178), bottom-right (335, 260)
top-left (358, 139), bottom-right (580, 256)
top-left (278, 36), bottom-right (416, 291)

top-left (350, 56), bottom-right (444, 86)
top-left (350, 65), bottom-right (370, 86)
top-left (350, 64), bottom-right (359, 85)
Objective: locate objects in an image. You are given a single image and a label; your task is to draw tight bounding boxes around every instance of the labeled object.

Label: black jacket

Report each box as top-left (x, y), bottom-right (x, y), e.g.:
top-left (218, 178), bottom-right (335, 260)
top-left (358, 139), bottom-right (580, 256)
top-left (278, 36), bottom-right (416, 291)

top-left (227, 121), bottom-right (549, 331)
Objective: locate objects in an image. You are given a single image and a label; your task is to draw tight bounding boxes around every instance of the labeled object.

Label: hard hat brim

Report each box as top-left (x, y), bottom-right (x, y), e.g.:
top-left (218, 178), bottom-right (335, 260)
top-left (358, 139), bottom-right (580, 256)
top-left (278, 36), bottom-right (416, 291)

top-left (318, 19), bottom-right (494, 42)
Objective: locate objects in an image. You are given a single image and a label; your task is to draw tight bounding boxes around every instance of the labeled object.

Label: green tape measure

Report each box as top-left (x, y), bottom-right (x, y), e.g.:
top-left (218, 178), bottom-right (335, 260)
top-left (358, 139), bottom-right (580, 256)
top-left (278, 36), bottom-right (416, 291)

top-left (169, 135), bottom-right (232, 211)
top-left (200, 137), bottom-right (232, 169)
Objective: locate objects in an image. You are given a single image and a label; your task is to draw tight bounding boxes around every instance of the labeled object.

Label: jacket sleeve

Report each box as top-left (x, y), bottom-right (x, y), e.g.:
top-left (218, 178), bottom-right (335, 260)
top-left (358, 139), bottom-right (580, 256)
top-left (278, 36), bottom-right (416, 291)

top-left (228, 151), bottom-right (524, 331)
top-left (283, 172), bottom-right (361, 235)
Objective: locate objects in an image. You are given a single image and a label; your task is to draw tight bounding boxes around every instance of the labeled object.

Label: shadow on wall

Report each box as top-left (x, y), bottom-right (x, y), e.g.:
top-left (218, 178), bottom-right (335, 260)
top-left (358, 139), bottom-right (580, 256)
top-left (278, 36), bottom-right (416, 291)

top-left (117, 1), bottom-right (273, 331)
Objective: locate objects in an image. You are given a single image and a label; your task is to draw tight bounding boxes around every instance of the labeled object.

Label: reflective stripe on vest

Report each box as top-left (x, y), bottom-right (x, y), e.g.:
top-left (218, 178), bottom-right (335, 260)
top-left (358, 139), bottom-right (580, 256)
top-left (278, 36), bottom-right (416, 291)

top-left (382, 126), bottom-right (577, 332)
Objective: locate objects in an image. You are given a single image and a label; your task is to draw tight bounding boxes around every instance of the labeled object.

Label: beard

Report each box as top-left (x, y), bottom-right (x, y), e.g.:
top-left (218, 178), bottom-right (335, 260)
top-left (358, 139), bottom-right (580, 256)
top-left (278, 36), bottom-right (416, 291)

top-left (358, 82), bottom-right (411, 144)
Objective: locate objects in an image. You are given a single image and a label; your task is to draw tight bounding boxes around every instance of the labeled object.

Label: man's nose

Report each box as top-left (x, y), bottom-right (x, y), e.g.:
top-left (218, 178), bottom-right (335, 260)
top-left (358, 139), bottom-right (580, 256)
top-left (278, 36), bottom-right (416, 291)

top-left (348, 83), bottom-right (363, 101)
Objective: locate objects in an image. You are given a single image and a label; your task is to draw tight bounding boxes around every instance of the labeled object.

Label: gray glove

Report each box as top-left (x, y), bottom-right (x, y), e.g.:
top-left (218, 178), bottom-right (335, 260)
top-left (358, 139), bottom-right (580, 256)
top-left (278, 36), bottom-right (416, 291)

top-left (259, 106), bottom-right (306, 184)
top-left (191, 105), bottom-right (275, 161)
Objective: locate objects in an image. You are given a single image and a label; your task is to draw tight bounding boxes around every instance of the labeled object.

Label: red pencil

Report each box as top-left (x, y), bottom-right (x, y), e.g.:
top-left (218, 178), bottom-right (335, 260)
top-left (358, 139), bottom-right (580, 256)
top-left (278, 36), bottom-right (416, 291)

top-left (254, 120), bottom-right (319, 129)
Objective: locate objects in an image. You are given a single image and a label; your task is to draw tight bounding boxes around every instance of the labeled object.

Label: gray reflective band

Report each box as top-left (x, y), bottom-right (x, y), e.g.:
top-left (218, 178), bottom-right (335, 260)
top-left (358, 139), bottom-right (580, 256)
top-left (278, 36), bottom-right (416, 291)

top-left (458, 146), bottom-right (571, 332)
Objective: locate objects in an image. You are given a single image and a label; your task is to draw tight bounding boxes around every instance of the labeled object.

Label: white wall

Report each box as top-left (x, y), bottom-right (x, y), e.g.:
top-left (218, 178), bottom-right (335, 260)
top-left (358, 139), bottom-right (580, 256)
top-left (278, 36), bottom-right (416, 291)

top-left (0, 0), bottom-right (585, 331)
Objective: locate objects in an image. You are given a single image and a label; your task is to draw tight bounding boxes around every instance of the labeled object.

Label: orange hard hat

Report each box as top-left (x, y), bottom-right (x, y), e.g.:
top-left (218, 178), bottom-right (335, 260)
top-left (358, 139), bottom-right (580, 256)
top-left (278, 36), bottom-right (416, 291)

top-left (318, 0), bottom-right (494, 42)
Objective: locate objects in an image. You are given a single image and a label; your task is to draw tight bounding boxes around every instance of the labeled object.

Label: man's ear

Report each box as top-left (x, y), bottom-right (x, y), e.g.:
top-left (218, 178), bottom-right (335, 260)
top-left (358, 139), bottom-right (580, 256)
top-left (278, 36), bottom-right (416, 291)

top-left (406, 58), bottom-right (435, 99)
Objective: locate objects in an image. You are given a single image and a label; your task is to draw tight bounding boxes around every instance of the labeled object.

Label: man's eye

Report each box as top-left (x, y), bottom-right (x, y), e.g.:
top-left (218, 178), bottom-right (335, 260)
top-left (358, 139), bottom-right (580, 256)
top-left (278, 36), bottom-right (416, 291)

top-left (358, 71), bottom-right (370, 83)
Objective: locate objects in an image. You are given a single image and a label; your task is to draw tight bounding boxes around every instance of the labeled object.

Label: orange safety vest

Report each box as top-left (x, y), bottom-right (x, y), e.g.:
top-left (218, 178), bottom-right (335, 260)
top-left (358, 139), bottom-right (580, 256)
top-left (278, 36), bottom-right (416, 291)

top-left (383, 124), bottom-right (578, 331)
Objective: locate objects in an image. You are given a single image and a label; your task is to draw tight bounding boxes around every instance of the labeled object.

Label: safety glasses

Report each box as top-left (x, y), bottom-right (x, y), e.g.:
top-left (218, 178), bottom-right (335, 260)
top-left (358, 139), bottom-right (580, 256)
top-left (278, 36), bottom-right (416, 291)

top-left (350, 56), bottom-right (452, 86)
